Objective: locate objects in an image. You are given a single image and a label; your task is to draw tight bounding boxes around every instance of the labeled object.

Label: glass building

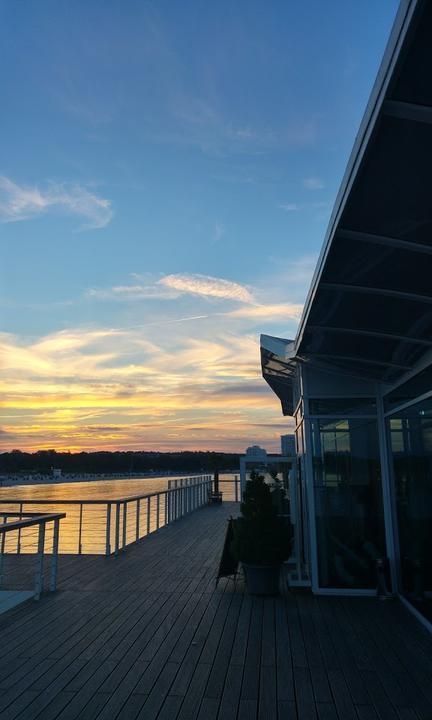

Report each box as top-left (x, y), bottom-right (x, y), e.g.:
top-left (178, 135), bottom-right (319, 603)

top-left (261, 0), bottom-right (432, 626)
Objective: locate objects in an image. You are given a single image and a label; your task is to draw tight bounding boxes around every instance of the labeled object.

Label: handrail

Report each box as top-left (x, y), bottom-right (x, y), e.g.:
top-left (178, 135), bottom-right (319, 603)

top-left (0, 475), bottom-right (213, 557)
top-left (0, 511), bottom-right (65, 599)
top-left (0, 512), bottom-right (66, 532)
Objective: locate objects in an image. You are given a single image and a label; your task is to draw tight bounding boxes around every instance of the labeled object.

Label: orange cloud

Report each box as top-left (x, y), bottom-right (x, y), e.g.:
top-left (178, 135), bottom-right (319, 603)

top-left (0, 318), bottom-right (296, 453)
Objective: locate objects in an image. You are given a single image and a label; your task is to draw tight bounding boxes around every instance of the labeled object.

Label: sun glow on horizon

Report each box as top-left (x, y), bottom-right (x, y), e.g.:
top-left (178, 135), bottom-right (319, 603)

top-left (0, 322), bottom-right (295, 454)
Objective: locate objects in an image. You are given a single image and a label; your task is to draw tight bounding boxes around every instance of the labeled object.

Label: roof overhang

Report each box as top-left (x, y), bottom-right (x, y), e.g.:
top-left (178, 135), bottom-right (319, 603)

top-left (292, 0), bottom-right (432, 387)
top-left (260, 334), bottom-right (297, 416)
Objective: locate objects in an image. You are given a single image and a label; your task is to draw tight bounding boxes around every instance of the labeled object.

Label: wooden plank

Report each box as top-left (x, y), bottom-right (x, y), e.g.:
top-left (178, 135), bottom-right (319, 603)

top-left (293, 667), bottom-right (317, 720)
top-left (326, 668), bottom-right (359, 720)
top-left (217, 665), bottom-right (243, 720)
top-left (196, 696), bottom-right (220, 720)
top-left (176, 662), bottom-right (212, 720)
top-left (316, 704), bottom-right (339, 720)
top-left (275, 597), bottom-right (295, 703)
top-left (340, 599), bottom-right (427, 716)
top-left (204, 594), bottom-right (242, 699)
top-left (317, 597), bottom-right (372, 707)
top-left (258, 664), bottom-right (277, 720)
top-left (239, 596), bottom-right (263, 701)
top-left (278, 700), bottom-right (297, 719)
top-left (1, 504), bottom-right (432, 720)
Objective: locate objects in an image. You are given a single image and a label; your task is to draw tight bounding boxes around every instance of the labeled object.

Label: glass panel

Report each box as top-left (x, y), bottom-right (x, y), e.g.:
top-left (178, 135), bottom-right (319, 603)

top-left (309, 398), bottom-right (376, 416)
top-left (312, 417), bottom-right (385, 589)
top-left (389, 396), bottom-right (432, 621)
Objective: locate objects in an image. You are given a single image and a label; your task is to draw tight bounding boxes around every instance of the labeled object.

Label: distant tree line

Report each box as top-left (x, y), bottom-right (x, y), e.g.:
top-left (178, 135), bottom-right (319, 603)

top-left (0, 449), bottom-right (240, 475)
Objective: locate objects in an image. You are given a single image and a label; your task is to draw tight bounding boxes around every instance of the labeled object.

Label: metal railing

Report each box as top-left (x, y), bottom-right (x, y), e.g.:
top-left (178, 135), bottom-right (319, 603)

top-left (217, 475), bottom-right (240, 502)
top-left (0, 511), bottom-right (65, 599)
top-left (0, 475), bottom-right (212, 556)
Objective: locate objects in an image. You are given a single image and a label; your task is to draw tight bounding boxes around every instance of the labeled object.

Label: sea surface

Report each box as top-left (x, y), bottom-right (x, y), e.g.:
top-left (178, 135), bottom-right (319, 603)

top-left (0, 474), bottom-right (238, 555)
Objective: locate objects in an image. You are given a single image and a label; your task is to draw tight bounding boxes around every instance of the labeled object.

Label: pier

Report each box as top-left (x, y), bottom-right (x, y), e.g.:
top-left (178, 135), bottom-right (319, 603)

top-left (1, 502), bottom-right (432, 719)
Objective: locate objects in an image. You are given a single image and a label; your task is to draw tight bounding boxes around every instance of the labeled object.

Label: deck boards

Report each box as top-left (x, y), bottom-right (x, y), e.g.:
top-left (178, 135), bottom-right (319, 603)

top-left (0, 502), bottom-right (431, 719)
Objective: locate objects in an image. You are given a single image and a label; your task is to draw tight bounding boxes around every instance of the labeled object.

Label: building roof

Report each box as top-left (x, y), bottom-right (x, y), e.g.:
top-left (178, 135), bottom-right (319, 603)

top-left (262, 0), bottom-right (432, 406)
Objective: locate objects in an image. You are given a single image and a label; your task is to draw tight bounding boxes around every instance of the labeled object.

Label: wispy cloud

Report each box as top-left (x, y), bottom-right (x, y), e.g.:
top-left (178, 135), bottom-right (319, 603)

top-left (227, 303), bottom-right (303, 321)
top-left (211, 222), bottom-right (225, 246)
top-left (279, 203), bottom-right (300, 212)
top-left (0, 176), bottom-right (113, 229)
top-left (86, 284), bottom-right (179, 302)
top-left (303, 176), bottom-right (325, 190)
top-left (158, 273), bottom-right (254, 303)
top-left (87, 272), bottom-right (254, 304)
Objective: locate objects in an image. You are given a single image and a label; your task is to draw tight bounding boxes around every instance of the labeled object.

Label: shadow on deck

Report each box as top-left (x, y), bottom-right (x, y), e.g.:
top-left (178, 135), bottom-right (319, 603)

top-left (0, 502), bottom-right (431, 719)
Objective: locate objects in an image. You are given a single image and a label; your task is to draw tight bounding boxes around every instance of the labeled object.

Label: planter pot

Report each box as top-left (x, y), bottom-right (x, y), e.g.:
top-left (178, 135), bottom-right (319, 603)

top-left (242, 562), bottom-right (281, 596)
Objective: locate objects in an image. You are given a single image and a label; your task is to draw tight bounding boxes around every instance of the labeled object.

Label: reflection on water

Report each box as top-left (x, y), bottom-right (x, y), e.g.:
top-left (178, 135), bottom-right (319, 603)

top-left (0, 474), bottom-right (237, 555)
top-left (0, 477), bottom-right (171, 555)
top-left (0, 476), bottom-right (170, 502)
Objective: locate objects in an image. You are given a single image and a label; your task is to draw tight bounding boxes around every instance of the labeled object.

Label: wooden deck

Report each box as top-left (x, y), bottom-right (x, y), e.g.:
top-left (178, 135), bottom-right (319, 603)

top-left (1, 502), bottom-right (432, 719)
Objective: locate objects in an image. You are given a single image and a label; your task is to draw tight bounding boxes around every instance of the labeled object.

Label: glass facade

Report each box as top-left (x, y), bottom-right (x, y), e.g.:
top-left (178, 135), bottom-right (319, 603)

top-left (311, 417), bottom-right (386, 589)
top-left (389, 397), bottom-right (432, 621)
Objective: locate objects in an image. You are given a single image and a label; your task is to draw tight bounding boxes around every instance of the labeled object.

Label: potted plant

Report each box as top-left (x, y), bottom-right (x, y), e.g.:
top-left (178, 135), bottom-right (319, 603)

top-left (231, 470), bottom-right (292, 595)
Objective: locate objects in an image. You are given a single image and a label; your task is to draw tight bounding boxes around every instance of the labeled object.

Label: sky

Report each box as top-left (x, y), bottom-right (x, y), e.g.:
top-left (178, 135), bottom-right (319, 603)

top-left (0, 0), bottom-right (400, 454)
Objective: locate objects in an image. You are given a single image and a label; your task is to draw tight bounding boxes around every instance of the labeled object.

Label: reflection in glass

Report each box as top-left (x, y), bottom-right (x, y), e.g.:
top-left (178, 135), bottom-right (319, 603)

top-left (390, 399), bottom-right (432, 621)
top-left (312, 418), bottom-right (385, 589)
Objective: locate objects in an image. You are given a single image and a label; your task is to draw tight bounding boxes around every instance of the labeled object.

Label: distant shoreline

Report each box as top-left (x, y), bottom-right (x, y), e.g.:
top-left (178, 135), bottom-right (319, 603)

top-left (0, 471), bottom-right (207, 487)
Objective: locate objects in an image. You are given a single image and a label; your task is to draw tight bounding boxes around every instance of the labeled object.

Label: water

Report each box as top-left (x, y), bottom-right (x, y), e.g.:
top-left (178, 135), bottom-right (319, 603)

top-left (0, 474), bottom-right (238, 555)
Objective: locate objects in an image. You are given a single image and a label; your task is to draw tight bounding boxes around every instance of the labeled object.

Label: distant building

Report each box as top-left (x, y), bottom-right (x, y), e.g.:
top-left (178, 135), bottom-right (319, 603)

top-left (261, 0), bottom-right (432, 626)
top-left (245, 445), bottom-right (267, 459)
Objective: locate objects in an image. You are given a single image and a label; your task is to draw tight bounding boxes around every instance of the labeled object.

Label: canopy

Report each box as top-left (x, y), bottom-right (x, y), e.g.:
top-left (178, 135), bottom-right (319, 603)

top-left (293, 0), bottom-right (432, 385)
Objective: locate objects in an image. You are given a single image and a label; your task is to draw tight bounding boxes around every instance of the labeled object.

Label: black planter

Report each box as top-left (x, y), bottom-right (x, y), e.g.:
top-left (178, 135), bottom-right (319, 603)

top-left (242, 562), bottom-right (281, 595)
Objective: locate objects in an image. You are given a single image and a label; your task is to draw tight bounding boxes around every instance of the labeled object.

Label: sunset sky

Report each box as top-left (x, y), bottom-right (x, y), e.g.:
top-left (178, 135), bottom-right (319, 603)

top-left (1, 0), bottom-right (399, 453)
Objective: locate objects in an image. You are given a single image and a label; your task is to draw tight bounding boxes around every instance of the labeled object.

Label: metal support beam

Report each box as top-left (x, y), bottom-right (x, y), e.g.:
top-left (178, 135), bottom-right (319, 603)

top-left (321, 282), bottom-right (432, 305)
top-left (384, 98), bottom-right (432, 125)
top-left (337, 228), bottom-right (432, 256)
top-left (310, 353), bottom-right (411, 371)
top-left (307, 324), bottom-right (432, 347)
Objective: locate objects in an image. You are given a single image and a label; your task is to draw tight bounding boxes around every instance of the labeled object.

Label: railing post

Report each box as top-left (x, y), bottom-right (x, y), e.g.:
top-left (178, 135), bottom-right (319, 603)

top-left (235, 474), bottom-right (239, 502)
top-left (122, 502), bottom-right (127, 551)
top-left (114, 503), bottom-right (120, 556)
top-left (136, 499), bottom-right (140, 541)
top-left (147, 496), bottom-right (151, 535)
top-left (156, 494), bottom-right (160, 530)
top-left (50, 519), bottom-right (60, 591)
top-left (34, 521), bottom-right (46, 600)
top-left (17, 502), bottom-right (23, 554)
top-left (78, 503), bottom-right (83, 554)
top-left (165, 491), bottom-right (168, 525)
top-left (0, 516), bottom-right (7, 588)
top-left (105, 503), bottom-right (111, 556)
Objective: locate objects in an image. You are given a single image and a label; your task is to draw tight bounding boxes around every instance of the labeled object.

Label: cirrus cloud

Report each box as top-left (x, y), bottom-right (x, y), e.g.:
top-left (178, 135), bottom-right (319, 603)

top-left (88, 272), bottom-right (255, 304)
top-left (157, 273), bottom-right (254, 303)
top-left (0, 175), bottom-right (113, 229)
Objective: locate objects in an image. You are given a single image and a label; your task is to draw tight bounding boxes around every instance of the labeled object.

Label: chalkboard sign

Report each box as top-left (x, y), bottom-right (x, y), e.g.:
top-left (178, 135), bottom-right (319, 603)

top-left (216, 517), bottom-right (239, 585)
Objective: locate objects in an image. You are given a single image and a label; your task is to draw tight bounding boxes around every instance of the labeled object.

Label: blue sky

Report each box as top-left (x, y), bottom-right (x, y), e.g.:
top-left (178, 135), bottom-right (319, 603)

top-left (0, 0), bottom-right (399, 452)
